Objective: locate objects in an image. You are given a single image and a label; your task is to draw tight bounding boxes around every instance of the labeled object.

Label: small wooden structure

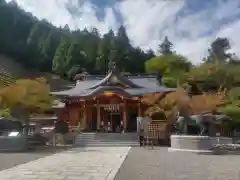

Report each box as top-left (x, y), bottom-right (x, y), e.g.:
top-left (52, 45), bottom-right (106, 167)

top-left (148, 120), bottom-right (169, 140)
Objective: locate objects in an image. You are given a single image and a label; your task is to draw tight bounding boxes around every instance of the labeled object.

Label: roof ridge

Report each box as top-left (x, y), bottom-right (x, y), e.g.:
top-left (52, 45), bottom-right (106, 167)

top-left (89, 68), bottom-right (143, 89)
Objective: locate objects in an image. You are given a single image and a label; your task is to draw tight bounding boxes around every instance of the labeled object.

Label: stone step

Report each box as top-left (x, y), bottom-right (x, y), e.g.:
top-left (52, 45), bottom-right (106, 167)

top-left (75, 139), bottom-right (138, 142)
top-left (75, 142), bottom-right (139, 147)
top-left (76, 141), bottom-right (138, 143)
top-left (76, 138), bottom-right (138, 141)
top-left (76, 136), bottom-right (138, 139)
top-left (77, 133), bottom-right (138, 136)
top-left (74, 132), bottom-right (139, 147)
top-left (76, 140), bottom-right (138, 143)
top-left (74, 139), bottom-right (139, 142)
top-left (76, 133), bottom-right (138, 140)
top-left (75, 144), bottom-right (139, 147)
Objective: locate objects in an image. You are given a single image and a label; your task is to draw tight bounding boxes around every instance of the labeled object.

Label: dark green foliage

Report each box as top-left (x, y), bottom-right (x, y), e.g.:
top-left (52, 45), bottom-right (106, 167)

top-left (0, 2), bottom-right (155, 78)
top-left (150, 110), bottom-right (166, 120)
top-left (162, 77), bottom-right (177, 88)
top-left (67, 65), bottom-right (82, 80)
top-left (227, 87), bottom-right (240, 104)
top-left (158, 36), bottom-right (173, 55)
top-left (204, 37), bottom-right (232, 63)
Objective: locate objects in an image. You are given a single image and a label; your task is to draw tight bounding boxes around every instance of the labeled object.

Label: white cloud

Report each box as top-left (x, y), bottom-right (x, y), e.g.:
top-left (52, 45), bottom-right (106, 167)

top-left (5, 0), bottom-right (240, 64)
top-left (6, 0), bottom-right (119, 33)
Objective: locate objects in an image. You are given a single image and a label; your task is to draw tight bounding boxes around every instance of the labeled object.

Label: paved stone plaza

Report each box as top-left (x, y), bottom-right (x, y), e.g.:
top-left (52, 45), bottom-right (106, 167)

top-left (0, 147), bottom-right (70, 171)
top-left (115, 147), bottom-right (240, 180)
top-left (1, 146), bottom-right (240, 180)
top-left (0, 147), bottom-right (130, 180)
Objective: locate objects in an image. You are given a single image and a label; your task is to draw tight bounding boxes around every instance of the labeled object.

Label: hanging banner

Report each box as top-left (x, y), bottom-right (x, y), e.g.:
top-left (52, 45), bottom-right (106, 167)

top-left (104, 104), bottom-right (120, 112)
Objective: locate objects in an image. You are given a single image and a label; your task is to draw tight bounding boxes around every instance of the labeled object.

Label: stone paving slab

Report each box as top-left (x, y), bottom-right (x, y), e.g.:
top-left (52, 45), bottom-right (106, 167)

top-left (0, 146), bottom-right (71, 171)
top-left (0, 147), bottom-right (130, 180)
top-left (114, 147), bottom-right (240, 180)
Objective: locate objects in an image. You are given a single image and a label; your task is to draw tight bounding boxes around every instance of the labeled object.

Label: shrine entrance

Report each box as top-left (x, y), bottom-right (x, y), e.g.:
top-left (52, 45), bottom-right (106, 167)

top-left (104, 104), bottom-right (122, 133)
top-left (107, 113), bottom-right (121, 133)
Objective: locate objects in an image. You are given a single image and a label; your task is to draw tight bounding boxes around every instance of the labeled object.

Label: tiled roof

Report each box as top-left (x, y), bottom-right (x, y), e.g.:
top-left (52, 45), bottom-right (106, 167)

top-left (51, 67), bottom-right (175, 97)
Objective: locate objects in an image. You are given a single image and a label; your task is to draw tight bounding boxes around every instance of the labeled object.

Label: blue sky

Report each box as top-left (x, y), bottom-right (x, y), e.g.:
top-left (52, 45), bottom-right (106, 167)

top-left (5, 0), bottom-right (240, 64)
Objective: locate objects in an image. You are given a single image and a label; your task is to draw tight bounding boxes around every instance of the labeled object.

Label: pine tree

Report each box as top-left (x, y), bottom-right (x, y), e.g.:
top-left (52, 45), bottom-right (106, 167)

top-left (0, 2), bottom-right (158, 77)
top-left (52, 36), bottom-right (69, 74)
top-left (41, 31), bottom-right (52, 59)
top-left (27, 23), bottom-right (41, 45)
top-left (117, 25), bottom-right (130, 46)
top-left (115, 26), bottom-right (130, 70)
top-left (96, 29), bottom-right (115, 73)
top-left (158, 36), bottom-right (173, 55)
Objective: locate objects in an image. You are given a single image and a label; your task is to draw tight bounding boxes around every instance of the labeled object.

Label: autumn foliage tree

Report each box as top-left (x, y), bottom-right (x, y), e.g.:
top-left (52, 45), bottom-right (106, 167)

top-left (144, 88), bottom-right (226, 125)
top-left (0, 78), bottom-right (53, 120)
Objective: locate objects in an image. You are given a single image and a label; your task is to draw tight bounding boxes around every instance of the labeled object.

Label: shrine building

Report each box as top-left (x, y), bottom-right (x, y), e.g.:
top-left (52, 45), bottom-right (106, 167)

top-left (51, 64), bottom-right (175, 132)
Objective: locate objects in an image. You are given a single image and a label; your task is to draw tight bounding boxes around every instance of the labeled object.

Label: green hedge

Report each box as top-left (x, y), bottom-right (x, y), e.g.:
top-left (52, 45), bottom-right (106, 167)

top-left (218, 105), bottom-right (240, 130)
top-left (218, 105), bottom-right (240, 121)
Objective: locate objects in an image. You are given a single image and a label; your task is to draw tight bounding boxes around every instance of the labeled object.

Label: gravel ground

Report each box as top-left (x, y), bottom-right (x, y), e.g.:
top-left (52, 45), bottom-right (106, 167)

top-left (114, 147), bottom-right (240, 180)
top-left (0, 146), bottom-right (70, 171)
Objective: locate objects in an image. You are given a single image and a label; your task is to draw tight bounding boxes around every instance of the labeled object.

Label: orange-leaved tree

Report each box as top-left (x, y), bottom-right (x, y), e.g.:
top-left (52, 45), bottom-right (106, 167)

top-left (143, 88), bottom-right (225, 124)
top-left (0, 77), bottom-right (53, 121)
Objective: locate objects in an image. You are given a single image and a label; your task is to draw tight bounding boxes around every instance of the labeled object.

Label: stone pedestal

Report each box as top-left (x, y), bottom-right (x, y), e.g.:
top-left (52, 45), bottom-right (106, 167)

top-left (168, 135), bottom-right (232, 153)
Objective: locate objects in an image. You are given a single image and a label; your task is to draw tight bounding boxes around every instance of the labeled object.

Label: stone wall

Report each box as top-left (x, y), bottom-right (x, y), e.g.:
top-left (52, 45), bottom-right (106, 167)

top-left (0, 136), bottom-right (28, 152)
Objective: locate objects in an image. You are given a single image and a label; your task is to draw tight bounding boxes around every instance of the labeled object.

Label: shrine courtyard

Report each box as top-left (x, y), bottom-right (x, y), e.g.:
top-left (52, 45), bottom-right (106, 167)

top-left (0, 147), bottom-right (240, 180)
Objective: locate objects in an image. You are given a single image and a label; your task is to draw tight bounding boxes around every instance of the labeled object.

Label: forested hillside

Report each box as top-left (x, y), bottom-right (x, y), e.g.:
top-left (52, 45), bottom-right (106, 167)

top-left (0, 0), bottom-right (155, 80)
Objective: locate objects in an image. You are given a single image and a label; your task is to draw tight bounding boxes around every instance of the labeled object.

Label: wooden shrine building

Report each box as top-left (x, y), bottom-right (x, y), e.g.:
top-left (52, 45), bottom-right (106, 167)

top-left (51, 64), bottom-right (174, 132)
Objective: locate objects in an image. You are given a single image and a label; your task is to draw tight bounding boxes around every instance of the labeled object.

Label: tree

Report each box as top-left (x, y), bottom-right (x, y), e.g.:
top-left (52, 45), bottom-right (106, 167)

top-left (0, 1), bottom-right (158, 79)
top-left (67, 65), bottom-right (82, 79)
top-left (158, 36), bottom-right (173, 55)
top-left (96, 29), bottom-right (115, 73)
top-left (117, 25), bottom-right (130, 45)
top-left (114, 25), bottom-right (131, 71)
top-left (144, 88), bottom-right (190, 121)
top-left (186, 64), bottom-right (237, 93)
top-left (146, 49), bottom-right (155, 59)
top-left (162, 77), bottom-right (177, 88)
top-left (52, 36), bottom-right (69, 74)
top-left (205, 37), bottom-right (232, 63)
top-left (0, 78), bottom-right (53, 119)
top-left (145, 53), bottom-right (191, 84)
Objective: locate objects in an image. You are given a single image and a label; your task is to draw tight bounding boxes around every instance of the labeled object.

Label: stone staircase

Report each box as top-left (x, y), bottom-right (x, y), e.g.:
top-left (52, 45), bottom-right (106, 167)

top-left (74, 133), bottom-right (139, 147)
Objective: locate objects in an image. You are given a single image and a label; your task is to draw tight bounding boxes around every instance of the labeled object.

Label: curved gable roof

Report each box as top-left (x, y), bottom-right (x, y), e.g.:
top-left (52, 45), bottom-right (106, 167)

top-left (89, 67), bottom-right (142, 89)
top-left (50, 66), bottom-right (176, 97)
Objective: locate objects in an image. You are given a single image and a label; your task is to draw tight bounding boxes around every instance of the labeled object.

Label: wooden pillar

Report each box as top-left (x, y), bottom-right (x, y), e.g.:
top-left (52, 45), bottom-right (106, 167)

top-left (123, 100), bottom-right (127, 130)
top-left (220, 123), bottom-right (223, 136)
top-left (87, 107), bottom-right (92, 130)
top-left (137, 101), bottom-right (141, 117)
top-left (81, 104), bottom-right (87, 129)
top-left (97, 100), bottom-right (101, 130)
